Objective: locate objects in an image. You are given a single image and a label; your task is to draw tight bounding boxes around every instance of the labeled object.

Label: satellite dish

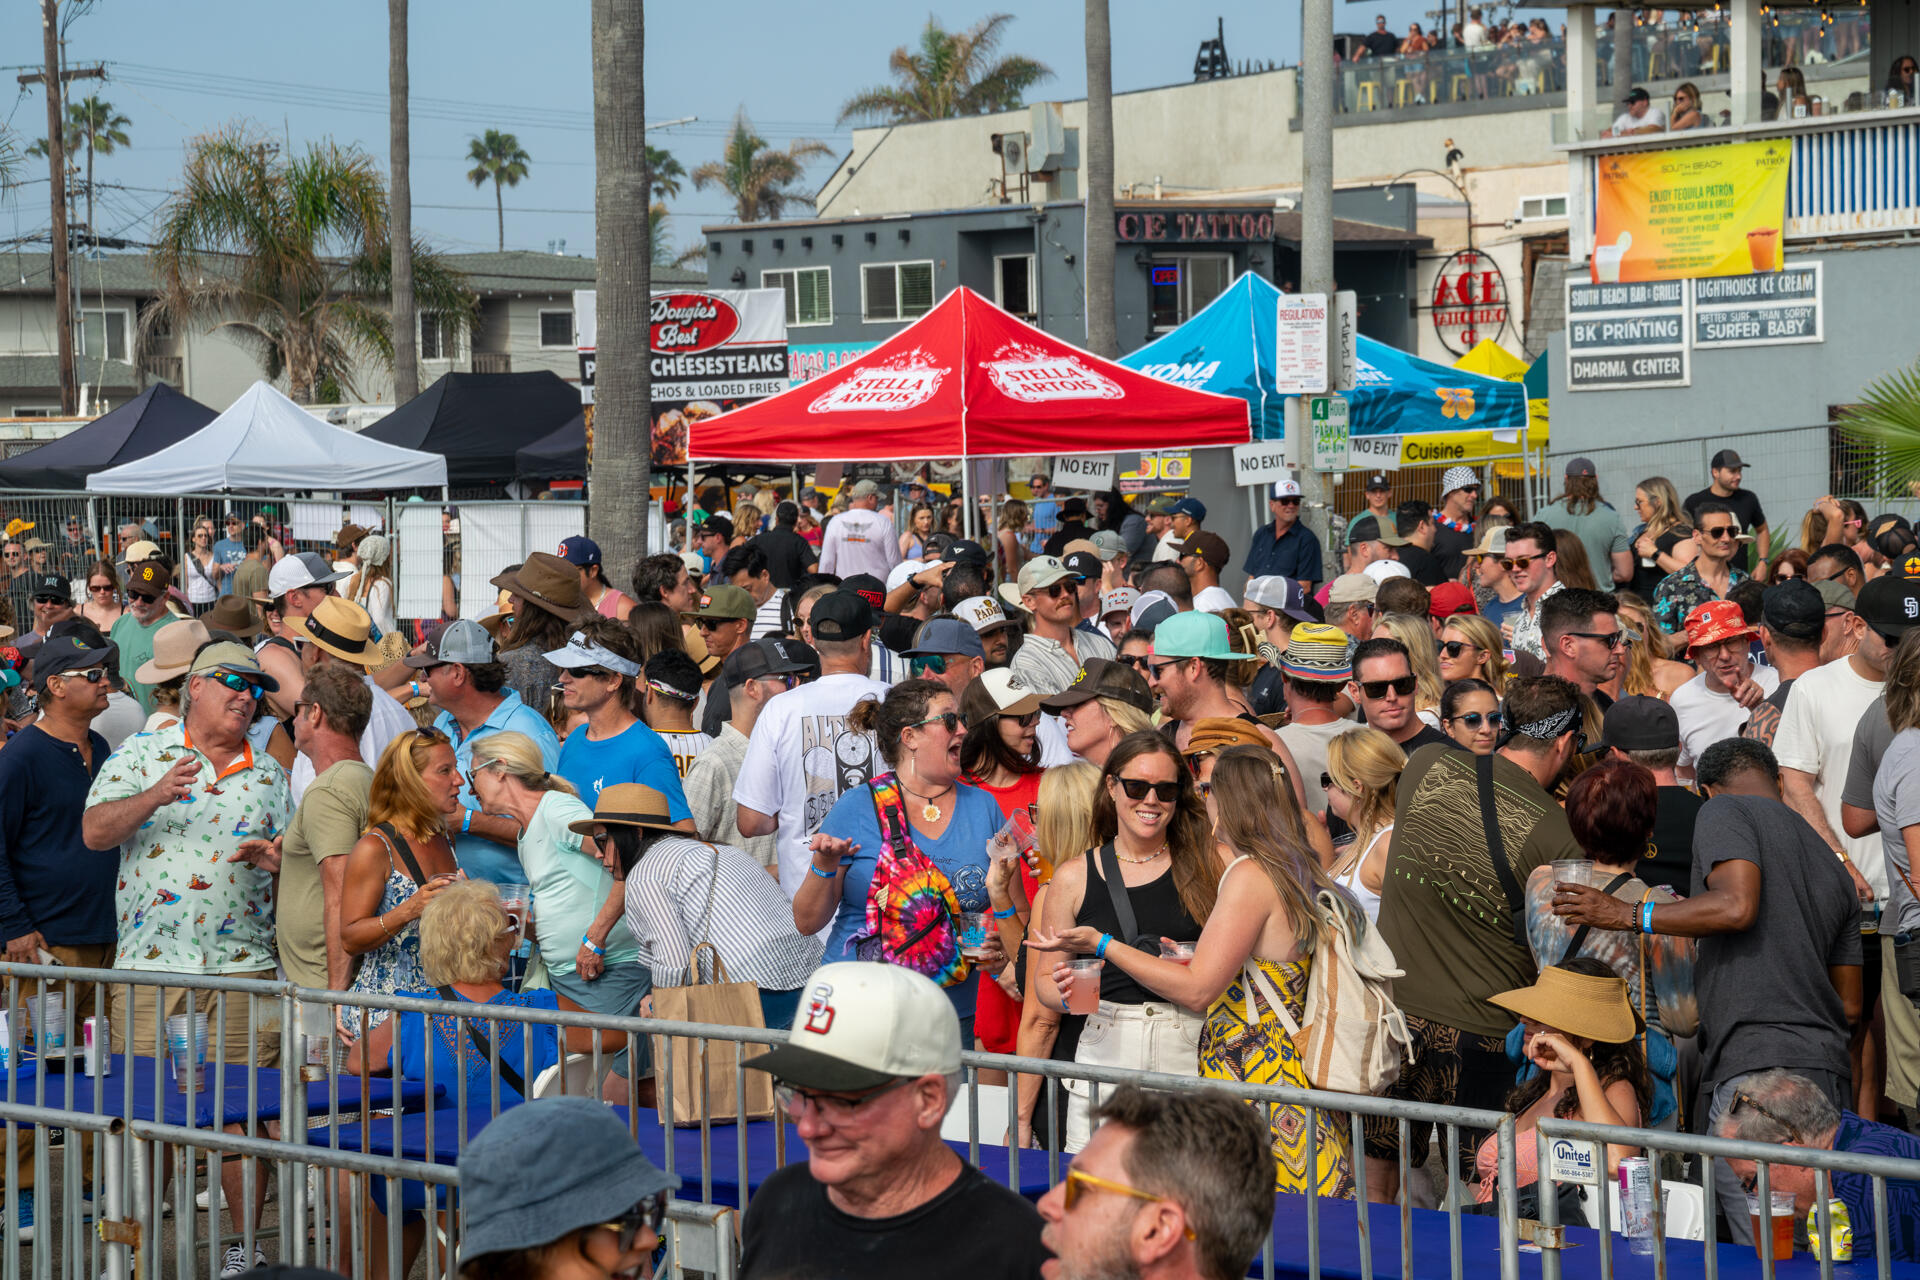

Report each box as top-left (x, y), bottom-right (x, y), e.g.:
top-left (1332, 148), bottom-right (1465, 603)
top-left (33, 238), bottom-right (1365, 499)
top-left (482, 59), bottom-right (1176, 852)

top-left (1001, 134), bottom-right (1028, 175)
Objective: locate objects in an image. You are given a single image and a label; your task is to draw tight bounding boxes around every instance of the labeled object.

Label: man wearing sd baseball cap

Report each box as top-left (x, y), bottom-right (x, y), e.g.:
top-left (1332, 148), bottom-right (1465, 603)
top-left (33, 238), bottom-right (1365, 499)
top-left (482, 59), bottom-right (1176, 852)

top-left (1244, 477), bottom-right (1323, 595)
top-left (741, 962), bottom-right (1048, 1278)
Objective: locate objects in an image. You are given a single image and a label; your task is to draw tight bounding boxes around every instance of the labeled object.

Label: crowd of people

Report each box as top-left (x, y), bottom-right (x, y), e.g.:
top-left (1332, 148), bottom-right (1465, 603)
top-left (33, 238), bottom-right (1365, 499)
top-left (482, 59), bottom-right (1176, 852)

top-left (4, 454), bottom-right (1920, 1274)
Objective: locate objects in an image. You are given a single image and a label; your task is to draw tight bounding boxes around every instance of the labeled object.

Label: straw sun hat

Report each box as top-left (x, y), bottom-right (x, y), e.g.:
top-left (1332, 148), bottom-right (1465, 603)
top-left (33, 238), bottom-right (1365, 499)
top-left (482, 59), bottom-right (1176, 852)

top-left (1489, 966), bottom-right (1639, 1044)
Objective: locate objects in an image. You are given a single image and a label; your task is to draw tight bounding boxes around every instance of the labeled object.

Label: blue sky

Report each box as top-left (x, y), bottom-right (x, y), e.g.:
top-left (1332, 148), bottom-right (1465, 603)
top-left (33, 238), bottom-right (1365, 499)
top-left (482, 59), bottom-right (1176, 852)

top-left (0, 1), bottom-right (1565, 263)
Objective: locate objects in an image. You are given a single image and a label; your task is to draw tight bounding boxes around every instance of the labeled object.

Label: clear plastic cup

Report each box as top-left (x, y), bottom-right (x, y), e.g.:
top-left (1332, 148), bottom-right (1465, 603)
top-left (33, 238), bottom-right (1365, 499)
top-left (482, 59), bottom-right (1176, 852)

top-left (32, 992), bottom-right (65, 1053)
top-left (1748, 1191), bottom-right (1796, 1260)
top-left (988, 811), bottom-right (1037, 862)
top-left (496, 882), bottom-right (531, 942)
top-left (166, 1011), bottom-right (209, 1091)
top-left (1162, 941), bottom-right (1195, 964)
top-left (1066, 958), bottom-right (1104, 1015)
top-left (958, 911), bottom-right (991, 957)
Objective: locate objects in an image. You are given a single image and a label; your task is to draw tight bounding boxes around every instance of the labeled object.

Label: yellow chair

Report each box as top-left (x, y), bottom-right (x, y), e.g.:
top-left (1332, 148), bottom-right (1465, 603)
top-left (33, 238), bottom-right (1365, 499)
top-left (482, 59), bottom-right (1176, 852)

top-left (1395, 78), bottom-right (1417, 107)
top-left (1649, 49), bottom-right (1668, 79)
top-left (1706, 44), bottom-right (1726, 73)
top-left (1357, 81), bottom-right (1379, 110)
top-left (1450, 72), bottom-right (1471, 101)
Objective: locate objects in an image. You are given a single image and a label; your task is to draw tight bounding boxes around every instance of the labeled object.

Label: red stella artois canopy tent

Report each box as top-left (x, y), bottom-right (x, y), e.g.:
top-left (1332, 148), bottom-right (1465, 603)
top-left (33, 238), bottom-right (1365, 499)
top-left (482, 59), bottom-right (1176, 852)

top-left (687, 286), bottom-right (1251, 463)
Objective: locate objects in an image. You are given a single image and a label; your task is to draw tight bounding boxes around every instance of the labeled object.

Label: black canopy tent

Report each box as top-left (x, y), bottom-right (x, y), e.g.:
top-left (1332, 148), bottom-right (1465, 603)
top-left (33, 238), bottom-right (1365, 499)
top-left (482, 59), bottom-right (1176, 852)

top-left (362, 371), bottom-right (580, 489)
top-left (514, 409), bottom-right (585, 480)
top-left (0, 382), bottom-right (218, 490)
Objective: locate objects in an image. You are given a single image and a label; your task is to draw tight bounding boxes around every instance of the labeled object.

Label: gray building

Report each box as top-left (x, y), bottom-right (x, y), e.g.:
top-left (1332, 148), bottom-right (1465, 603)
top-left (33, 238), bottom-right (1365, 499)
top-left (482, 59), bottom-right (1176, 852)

top-left (703, 190), bottom-right (1429, 361)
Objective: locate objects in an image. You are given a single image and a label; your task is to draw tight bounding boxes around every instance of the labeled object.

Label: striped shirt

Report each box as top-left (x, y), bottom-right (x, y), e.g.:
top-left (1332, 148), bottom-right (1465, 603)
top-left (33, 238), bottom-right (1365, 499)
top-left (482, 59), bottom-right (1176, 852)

top-left (751, 589), bottom-right (787, 640)
top-left (658, 729), bottom-right (714, 780)
top-left (1008, 629), bottom-right (1117, 697)
top-left (624, 836), bottom-right (823, 990)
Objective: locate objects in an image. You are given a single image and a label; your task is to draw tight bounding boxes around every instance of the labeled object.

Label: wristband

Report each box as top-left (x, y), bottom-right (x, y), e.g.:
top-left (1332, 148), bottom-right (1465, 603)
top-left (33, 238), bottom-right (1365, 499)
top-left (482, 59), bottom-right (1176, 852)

top-left (1096, 933), bottom-right (1112, 958)
top-left (808, 863), bottom-right (840, 879)
top-left (581, 935), bottom-right (605, 957)
top-left (993, 906), bottom-right (1018, 919)
top-left (461, 809), bottom-right (473, 835)
top-left (1640, 900), bottom-right (1656, 935)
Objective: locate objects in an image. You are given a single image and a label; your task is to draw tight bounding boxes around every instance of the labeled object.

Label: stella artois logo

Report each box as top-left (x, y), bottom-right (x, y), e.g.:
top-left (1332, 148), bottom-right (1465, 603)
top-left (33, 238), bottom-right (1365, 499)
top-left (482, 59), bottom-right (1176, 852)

top-left (982, 342), bottom-right (1124, 403)
top-left (808, 348), bottom-right (949, 414)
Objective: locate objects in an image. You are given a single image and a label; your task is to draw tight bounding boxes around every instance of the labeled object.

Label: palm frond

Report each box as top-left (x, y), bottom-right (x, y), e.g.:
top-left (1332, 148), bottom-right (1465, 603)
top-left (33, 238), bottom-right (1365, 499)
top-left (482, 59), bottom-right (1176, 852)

top-left (1840, 360), bottom-right (1920, 500)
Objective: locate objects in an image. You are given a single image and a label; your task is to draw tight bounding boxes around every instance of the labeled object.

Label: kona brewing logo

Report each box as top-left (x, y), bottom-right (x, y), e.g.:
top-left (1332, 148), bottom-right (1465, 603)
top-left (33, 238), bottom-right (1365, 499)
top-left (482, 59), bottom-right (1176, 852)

top-left (984, 343), bottom-right (1124, 403)
top-left (649, 293), bottom-right (739, 354)
top-left (808, 348), bottom-right (949, 413)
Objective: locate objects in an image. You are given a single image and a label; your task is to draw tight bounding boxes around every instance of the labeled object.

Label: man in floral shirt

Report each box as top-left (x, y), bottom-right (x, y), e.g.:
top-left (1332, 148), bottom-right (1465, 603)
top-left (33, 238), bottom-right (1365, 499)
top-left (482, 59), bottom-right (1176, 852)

top-left (83, 642), bottom-right (291, 1066)
top-left (1651, 500), bottom-right (1749, 638)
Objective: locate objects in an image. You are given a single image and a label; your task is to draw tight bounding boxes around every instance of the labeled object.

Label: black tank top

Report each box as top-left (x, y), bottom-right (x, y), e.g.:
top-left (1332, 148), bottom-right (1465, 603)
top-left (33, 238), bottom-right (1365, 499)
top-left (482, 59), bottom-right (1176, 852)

top-left (1073, 846), bottom-right (1204, 1006)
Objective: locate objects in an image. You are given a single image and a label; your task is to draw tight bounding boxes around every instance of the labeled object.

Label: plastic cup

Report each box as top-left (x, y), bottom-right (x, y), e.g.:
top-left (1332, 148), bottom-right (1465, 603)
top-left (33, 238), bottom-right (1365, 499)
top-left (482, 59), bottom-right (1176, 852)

top-left (1066, 958), bottom-right (1104, 1015)
top-left (166, 1012), bottom-right (209, 1092)
top-left (989, 811), bottom-right (1037, 863)
top-left (496, 882), bottom-right (531, 942)
top-left (1748, 1191), bottom-right (1796, 1260)
top-left (1162, 941), bottom-right (1196, 964)
top-left (1594, 243), bottom-right (1625, 283)
top-left (32, 993), bottom-right (66, 1053)
top-left (958, 911), bottom-right (991, 958)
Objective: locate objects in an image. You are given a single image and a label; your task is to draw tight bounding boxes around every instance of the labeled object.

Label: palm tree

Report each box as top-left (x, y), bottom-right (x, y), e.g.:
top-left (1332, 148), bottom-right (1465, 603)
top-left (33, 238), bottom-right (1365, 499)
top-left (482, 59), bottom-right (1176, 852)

top-left (28, 96), bottom-right (131, 242)
top-left (838, 14), bottom-right (1053, 125)
top-left (1083, 0), bottom-right (1116, 357)
top-left (691, 112), bottom-right (832, 223)
top-left (646, 144), bottom-right (684, 200)
top-left (465, 129), bottom-right (531, 251)
top-left (146, 127), bottom-right (477, 403)
top-left (590, 0), bottom-right (650, 578)
top-left (389, 0), bottom-right (419, 404)
top-left (1840, 361), bottom-right (1920, 500)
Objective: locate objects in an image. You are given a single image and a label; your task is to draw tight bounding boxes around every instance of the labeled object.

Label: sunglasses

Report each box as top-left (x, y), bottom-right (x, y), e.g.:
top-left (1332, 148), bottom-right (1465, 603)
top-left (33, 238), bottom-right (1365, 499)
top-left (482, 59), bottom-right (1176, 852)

top-left (88, 583), bottom-right (113, 593)
top-left (909, 653), bottom-right (948, 676)
top-left (127, 590), bottom-right (160, 603)
top-left (1002, 709), bottom-right (1040, 727)
top-left (594, 1191), bottom-right (670, 1253)
top-left (1699, 525), bottom-right (1737, 539)
top-left (1439, 639), bottom-right (1478, 658)
top-left (1147, 658), bottom-right (1186, 680)
top-left (32, 595), bottom-right (64, 606)
top-left (1119, 654), bottom-right (1150, 670)
top-left (1114, 776), bottom-right (1181, 802)
top-left (1032, 579), bottom-right (1081, 600)
top-left (1449, 711), bottom-right (1504, 730)
top-left (1359, 675), bottom-right (1417, 699)
top-left (1319, 771), bottom-right (1336, 791)
top-left (1498, 556), bottom-right (1540, 572)
top-left (207, 671), bottom-right (265, 698)
top-left (1274, 497), bottom-right (1302, 506)
top-left (53, 667), bottom-right (107, 685)
top-left (1062, 1170), bottom-right (1197, 1239)
top-left (1568, 630), bottom-right (1627, 650)
top-left (912, 711), bottom-right (961, 733)
top-left (693, 617), bottom-right (734, 632)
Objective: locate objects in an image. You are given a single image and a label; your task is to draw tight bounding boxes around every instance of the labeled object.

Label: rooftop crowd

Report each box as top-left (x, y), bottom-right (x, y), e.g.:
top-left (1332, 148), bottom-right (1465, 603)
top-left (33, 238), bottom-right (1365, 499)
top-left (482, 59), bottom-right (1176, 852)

top-left (3, 452), bottom-right (1920, 1278)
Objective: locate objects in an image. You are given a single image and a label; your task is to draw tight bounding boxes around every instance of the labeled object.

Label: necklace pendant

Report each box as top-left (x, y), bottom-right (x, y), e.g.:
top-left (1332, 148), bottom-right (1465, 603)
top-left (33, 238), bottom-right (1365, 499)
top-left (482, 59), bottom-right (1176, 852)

top-left (922, 803), bottom-right (942, 822)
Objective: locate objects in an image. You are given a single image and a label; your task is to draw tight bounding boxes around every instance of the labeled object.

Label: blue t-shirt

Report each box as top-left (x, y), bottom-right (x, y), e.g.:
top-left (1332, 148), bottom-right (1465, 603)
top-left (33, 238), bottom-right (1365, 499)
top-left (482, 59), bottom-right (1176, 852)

top-left (1028, 499), bottom-right (1060, 554)
top-left (435, 690), bottom-right (561, 886)
top-left (1832, 1110), bottom-right (1920, 1262)
top-left (556, 720), bottom-right (692, 822)
top-left (1481, 592), bottom-right (1526, 641)
top-left (210, 538), bottom-right (247, 595)
top-left (389, 986), bottom-right (562, 1109)
top-left (816, 781), bottom-right (1000, 1019)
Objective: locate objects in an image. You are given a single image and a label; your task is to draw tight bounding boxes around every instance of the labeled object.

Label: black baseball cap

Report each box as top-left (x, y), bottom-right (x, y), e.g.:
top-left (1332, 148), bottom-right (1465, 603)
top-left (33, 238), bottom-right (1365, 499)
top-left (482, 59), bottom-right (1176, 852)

top-left (722, 637), bottom-right (813, 688)
top-left (32, 634), bottom-right (111, 691)
top-left (1857, 575), bottom-right (1920, 639)
top-left (30, 573), bottom-right (70, 601)
top-left (1760, 579), bottom-right (1824, 642)
top-left (1039, 657), bottom-right (1154, 714)
top-left (1364, 474), bottom-right (1391, 491)
top-left (840, 574), bottom-right (886, 610)
top-left (1623, 86), bottom-right (1651, 104)
top-left (1599, 695), bottom-right (1680, 752)
top-left (697, 513), bottom-right (735, 541)
top-left (1062, 550), bottom-right (1103, 580)
top-left (1709, 448), bottom-right (1747, 470)
top-left (809, 590), bottom-right (874, 642)
top-left (941, 539), bottom-right (990, 567)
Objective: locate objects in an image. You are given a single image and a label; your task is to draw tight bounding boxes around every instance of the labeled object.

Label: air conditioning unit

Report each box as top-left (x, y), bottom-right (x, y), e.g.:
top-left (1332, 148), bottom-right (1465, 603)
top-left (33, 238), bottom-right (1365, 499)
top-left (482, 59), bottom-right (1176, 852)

top-left (1000, 133), bottom-right (1029, 174)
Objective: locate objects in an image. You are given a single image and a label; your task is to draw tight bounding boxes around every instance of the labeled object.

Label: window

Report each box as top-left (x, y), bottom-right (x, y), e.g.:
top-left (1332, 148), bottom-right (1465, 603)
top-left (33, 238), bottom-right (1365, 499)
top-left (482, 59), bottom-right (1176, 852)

top-left (539, 310), bottom-right (574, 348)
top-left (420, 312), bottom-right (463, 362)
top-left (1517, 195), bottom-right (1569, 222)
top-left (995, 255), bottom-right (1036, 321)
top-left (764, 267), bottom-right (832, 326)
top-left (1147, 255), bottom-right (1232, 331)
top-left (861, 261), bottom-right (935, 323)
top-left (10, 406), bottom-right (60, 418)
top-left (77, 309), bottom-right (129, 362)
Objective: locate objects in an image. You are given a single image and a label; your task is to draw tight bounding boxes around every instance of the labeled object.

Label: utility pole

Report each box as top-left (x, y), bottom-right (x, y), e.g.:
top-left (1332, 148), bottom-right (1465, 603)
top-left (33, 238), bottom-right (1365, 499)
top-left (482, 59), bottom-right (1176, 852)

top-left (389, 0), bottom-right (418, 405)
top-left (21, 1), bottom-right (102, 416)
top-left (1295, 0), bottom-right (1336, 546)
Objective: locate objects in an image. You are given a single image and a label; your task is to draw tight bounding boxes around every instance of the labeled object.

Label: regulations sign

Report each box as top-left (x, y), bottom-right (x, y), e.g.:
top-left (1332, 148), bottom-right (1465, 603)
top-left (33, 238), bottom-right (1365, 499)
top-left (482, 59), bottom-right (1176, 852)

top-left (1593, 138), bottom-right (1792, 283)
top-left (1310, 395), bottom-right (1350, 473)
top-left (1565, 278), bottom-right (1690, 391)
top-left (1275, 293), bottom-right (1329, 395)
top-left (1692, 261), bottom-right (1823, 348)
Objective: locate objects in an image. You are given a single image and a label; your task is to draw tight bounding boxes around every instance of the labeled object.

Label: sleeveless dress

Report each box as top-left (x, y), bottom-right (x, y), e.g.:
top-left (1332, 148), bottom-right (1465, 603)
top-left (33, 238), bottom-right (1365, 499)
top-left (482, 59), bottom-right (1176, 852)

top-left (345, 828), bottom-right (431, 1030)
top-left (1197, 855), bottom-right (1354, 1196)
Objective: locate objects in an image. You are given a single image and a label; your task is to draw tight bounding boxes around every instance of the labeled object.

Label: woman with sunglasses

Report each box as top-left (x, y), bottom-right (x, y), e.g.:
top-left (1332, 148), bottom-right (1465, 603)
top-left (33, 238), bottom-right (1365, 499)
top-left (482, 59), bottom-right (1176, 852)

top-left (1613, 594), bottom-right (1694, 700)
top-left (77, 560), bottom-right (123, 632)
top-left (1050, 656), bottom-right (1155, 769)
top-left (1630, 478), bottom-right (1697, 600)
top-left (1438, 615), bottom-right (1508, 695)
top-left (1670, 80), bottom-right (1707, 130)
top-left (341, 728), bottom-right (466, 1035)
top-left (456, 1098), bottom-right (674, 1280)
top-left (797, 679), bottom-right (1005, 1033)
top-left (182, 517), bottom-right (219, 616)
top-left (1325, 728), bottom-right (1405, 922)
top-left (492, 554), bottom-right (589, 726)
top-left (958, 670), bottom-right (1046, 1062)
top-left (1440, 678), bottom-right (1503, 756)
top-left (1036, 744), bottom-right (1356, 1191)
top-left (1031, 731), bottom-right (1213, 1151)
top-left (347, 884), bottom-right (623, 1280)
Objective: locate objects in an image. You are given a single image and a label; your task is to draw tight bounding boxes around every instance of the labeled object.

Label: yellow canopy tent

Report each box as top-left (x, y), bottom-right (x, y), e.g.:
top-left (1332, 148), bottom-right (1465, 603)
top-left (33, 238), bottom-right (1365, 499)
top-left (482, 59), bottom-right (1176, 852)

top-left (1453, 339), bottom-right (1549, 480)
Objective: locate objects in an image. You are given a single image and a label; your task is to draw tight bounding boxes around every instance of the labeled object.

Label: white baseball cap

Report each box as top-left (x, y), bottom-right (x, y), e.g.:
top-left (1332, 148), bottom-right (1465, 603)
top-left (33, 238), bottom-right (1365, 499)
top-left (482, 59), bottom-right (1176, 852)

top-left (1362, 559), bottom-right (1413, 584)
top-left (970, 667), bottom-right (1044, 725)
top-left (743, 962), bottom-right (961, 1091)
top-left (954, 594), bottom-right (1017, 634)
top-left (1271, 478), bottom-right (1303, 499)
top-left (886, 559), bottom-right (930, 594)
top-left (266, 550), bottom-right (351, 596)
top-left (1099, 586), bottom-right (1137, 618)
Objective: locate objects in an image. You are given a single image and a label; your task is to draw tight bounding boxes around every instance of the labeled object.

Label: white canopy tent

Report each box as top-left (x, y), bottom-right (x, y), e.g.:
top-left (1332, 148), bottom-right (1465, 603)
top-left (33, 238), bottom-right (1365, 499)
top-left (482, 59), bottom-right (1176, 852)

top-left (86, 381), bottom-right (449, 493)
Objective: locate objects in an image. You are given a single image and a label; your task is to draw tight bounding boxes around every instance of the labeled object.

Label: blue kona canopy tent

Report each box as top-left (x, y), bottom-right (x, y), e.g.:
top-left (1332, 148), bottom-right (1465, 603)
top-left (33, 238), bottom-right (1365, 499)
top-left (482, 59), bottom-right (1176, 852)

top-left (1121, 272), bottom-right (1530, 447)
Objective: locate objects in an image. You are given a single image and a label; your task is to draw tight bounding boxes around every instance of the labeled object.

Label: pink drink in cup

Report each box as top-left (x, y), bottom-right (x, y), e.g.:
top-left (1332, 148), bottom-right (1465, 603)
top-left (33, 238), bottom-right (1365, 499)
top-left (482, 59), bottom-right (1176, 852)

top-left (1162, 941), bottom-right (1195, 964)
top-left (1066, 958), bottom-right (1104, 1015)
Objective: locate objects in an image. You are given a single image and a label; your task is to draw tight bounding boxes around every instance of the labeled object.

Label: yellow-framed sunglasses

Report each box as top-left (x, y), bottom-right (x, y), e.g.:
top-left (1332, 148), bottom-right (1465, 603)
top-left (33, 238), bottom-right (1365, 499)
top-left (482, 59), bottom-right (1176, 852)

top-left (1062, 1169), bottom-right (1197, 1239)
